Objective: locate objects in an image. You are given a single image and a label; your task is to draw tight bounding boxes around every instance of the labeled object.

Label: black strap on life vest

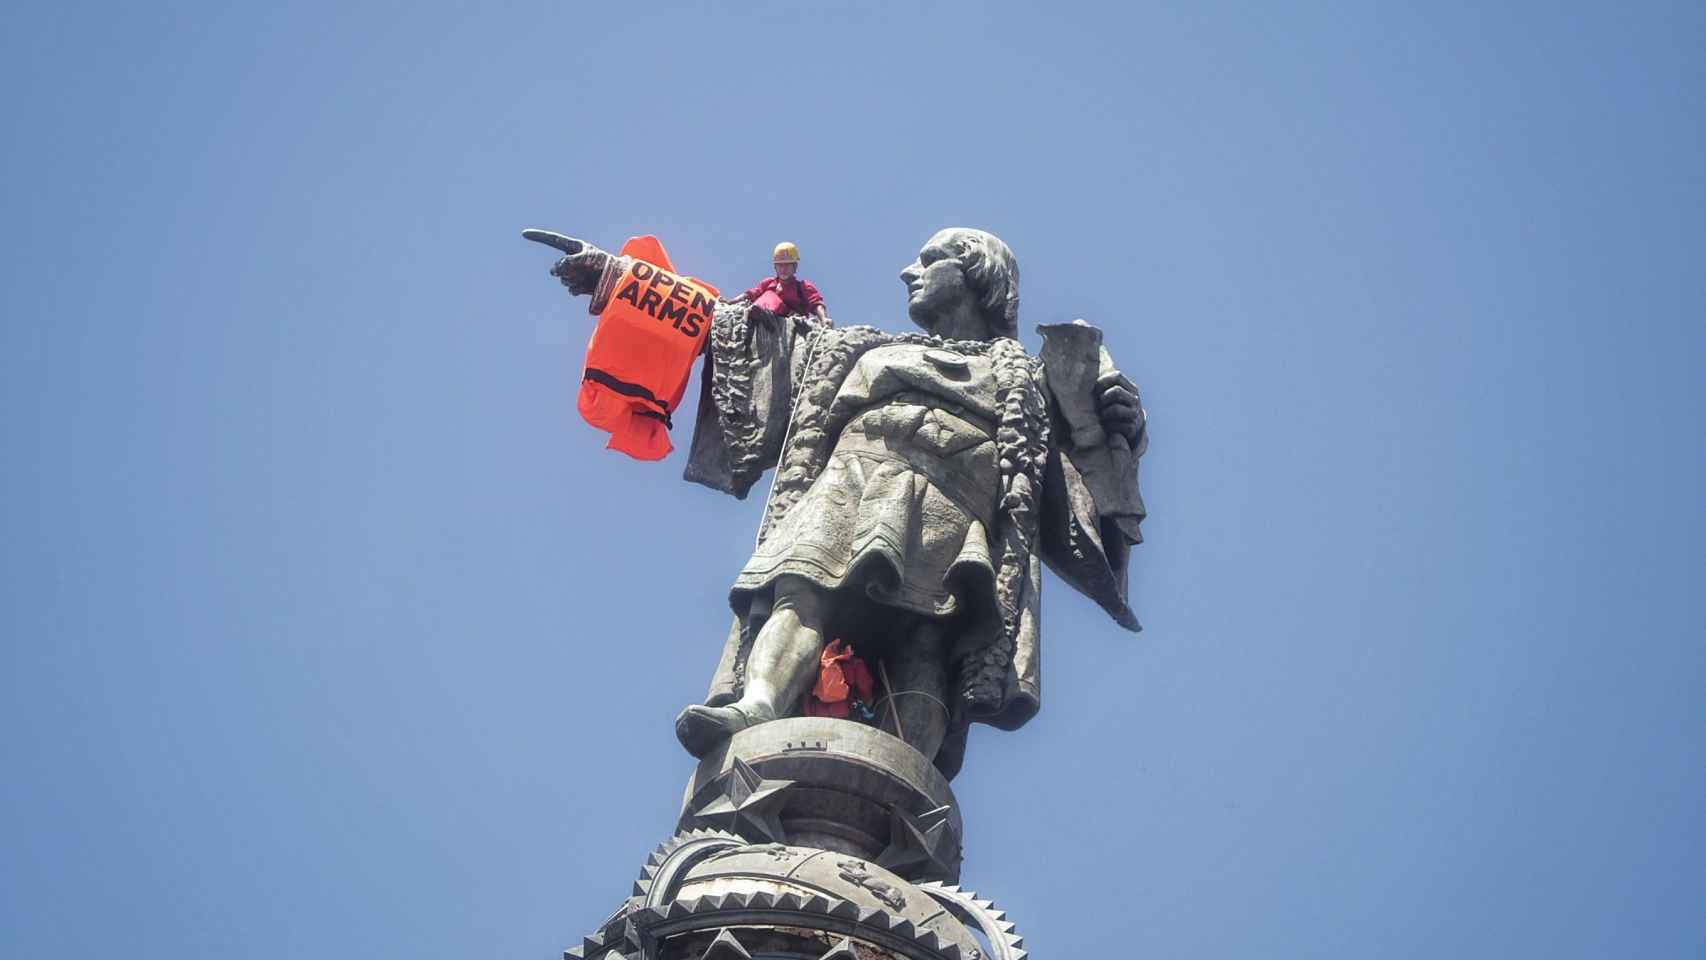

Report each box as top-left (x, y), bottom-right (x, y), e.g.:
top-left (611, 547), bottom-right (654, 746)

top-left (584, 367), bottom-right (673, 428)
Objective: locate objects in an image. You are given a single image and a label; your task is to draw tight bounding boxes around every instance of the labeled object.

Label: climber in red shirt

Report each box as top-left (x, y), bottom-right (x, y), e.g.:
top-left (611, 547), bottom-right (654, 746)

top-left (728, 241), bottom-right (829, 321)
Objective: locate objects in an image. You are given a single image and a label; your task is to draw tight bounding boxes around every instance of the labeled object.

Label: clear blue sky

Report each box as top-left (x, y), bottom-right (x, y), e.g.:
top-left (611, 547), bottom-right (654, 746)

top-left (3, 2), bottom-right (1702, 956)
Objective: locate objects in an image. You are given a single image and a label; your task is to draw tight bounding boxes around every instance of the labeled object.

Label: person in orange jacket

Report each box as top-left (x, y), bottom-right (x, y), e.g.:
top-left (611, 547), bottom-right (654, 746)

top-left (726, 241), bottom-right (830, 322)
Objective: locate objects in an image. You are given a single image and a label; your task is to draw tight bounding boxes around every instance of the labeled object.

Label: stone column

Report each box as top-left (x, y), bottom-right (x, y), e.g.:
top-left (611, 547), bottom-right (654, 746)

top-left (564, 718), bottom-right (1027, 960)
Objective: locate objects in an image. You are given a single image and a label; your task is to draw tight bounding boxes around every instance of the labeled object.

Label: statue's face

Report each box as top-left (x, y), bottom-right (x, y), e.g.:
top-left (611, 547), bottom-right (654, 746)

top-left (900, 231), bottom-right (975, 332)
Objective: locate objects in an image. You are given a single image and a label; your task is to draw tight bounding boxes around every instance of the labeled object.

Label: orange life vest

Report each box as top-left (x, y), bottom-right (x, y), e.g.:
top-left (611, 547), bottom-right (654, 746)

top-left (578, 236), bottom-right (719, 460)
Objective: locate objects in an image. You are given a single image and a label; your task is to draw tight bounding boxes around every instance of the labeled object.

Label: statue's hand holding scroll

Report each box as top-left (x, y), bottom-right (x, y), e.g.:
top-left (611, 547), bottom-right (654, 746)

top-left (1095, 368), bottom-right (1142, 446)
top-left (1036, 321), bottom-right (1147, 547)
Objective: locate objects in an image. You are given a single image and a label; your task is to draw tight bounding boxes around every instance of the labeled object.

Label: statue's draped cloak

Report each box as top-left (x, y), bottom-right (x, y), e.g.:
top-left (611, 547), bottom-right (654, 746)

top-left (684, 305), bottom-right (1144, 778)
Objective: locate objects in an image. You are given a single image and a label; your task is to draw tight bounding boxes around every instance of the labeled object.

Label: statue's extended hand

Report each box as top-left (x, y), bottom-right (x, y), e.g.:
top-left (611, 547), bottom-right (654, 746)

top-left (1096, 369), bottom-right (1142, 444)
top-left (549, 249), bottom-right (608, 297)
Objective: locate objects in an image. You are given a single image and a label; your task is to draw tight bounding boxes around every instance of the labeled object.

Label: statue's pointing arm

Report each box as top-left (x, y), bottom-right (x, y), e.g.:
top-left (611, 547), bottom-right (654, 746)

top-left (529, 232), bottom-right (817, 497)
top-left (1037, 322), bottom-right (1148, 632)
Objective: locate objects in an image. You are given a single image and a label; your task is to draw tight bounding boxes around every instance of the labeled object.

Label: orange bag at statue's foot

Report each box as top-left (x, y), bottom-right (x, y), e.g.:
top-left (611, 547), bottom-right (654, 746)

top-left (803, 639), bottom-right (875, 720)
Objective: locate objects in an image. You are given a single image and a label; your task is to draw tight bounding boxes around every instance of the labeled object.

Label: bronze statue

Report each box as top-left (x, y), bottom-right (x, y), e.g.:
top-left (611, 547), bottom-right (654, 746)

top-left (545, 228), bottom-right (1146, 779)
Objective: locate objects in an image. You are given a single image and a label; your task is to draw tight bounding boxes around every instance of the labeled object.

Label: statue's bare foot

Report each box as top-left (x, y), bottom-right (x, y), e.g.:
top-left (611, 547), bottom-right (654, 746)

top-left (674, 703), bottom-right (772, 758)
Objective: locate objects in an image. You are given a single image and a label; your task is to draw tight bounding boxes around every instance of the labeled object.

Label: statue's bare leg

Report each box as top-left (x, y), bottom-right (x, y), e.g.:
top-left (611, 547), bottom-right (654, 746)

top-left (883, 620), bottom-right (951, 761)
top-left (675, 575), bottom-right (827, 757)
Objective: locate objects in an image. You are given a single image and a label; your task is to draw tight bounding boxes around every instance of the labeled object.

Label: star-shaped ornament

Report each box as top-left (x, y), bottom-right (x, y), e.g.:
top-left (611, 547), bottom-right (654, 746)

top-left (875, 803), bottom-right (958, 879)
top-left (816, 936), bottom-right (864, 959)
top-left (699, 928), bottom-right (753, 959)
top-left (687, 757), bottom-right (794, 843)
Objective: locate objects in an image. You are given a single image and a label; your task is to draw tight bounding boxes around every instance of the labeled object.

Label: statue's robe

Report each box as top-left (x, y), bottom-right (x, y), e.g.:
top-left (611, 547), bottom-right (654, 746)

top-left (684, 305), bottom-right (1145, 778)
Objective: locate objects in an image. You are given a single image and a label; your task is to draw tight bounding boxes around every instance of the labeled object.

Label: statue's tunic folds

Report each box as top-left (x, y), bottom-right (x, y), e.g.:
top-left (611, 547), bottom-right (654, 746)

top-left (685, 306), bottom-right (1145, 777)
top-left (734, 344), bottom-right (1003, 620)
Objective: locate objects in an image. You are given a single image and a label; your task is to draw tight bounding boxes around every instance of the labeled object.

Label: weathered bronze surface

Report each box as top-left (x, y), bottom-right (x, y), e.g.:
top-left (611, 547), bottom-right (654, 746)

top-left (538, 228), bottom-right (1149, 960)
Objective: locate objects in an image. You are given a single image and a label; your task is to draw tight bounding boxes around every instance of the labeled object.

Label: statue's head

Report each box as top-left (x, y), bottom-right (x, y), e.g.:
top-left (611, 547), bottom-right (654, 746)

top-left (900, 228), bottom-right (1019, 339)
